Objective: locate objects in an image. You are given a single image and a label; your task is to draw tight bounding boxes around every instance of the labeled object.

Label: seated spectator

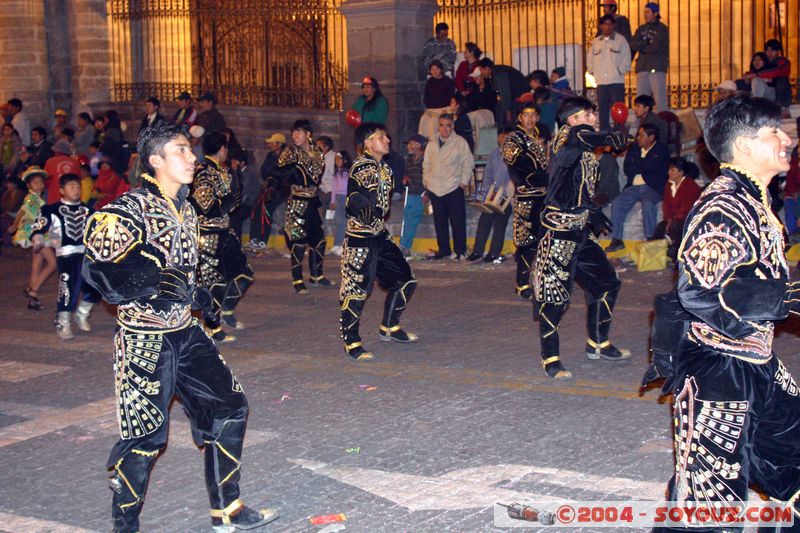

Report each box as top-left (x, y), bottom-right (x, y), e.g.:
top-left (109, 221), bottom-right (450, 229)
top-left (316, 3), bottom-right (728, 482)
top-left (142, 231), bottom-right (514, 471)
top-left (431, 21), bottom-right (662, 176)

top-left (527, 70), bottom-right (549, 92)
top-left (632, 94), bottom-right (667, 148)
top-left (785, 117), bottom-right (800, 242)
top-left (606, 123), bottom-right (669, 251)
top-left (1, 123), bottom-right (21, 176)
top-left (454, 67), bottom-right (497, 152)
top-left (51, 109), bottom-right (75, 143)
top-left (76, 155), bottom-right (95, 206)
top-left (737, 52), bottom-right (770, 95)
top-left (656, 157), bottom-right (702, 260)
top-left (534, 88), bottom-right (557, 133)
top-left (44, 139), bottom-right (80, 204)
top-left (454, 42), bottom-right (482, 95)
top-left (73, 112), bottom-right (95, 156)
top-left (549, 67), bottom-right (575, 101)
top-left (419, 60), bottom-right (456, 140)
top-left (25, 126), bottom-right (54, 169)
top-left (88, 141), bottom-right (102, 177)
top-left (762, 39), bottom-right (792, 115)
top-left (92, 160), bottom-right (122, 210)
top-left (466, 127), bottom-right (513, 263)
top-left (399, 134), bottom-right (427, 256)
top-left (715, 80), bottom-right (738, 101)
top-left (351, 76), bottom-right (389, 125)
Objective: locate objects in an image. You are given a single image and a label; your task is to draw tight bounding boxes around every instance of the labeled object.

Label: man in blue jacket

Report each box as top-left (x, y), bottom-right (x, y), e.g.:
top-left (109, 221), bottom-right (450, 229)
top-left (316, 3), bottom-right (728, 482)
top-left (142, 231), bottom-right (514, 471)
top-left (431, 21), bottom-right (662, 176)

top-left (606, 123), bottom-right (669, 251)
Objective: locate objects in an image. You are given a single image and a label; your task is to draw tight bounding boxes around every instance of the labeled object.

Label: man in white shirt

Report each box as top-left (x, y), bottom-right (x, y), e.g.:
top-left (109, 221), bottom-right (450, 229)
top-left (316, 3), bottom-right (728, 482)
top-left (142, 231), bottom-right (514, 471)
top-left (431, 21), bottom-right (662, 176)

top-left (588, 14), bottom-right (631, 131)
top-left (422, 114), bottom-right (474, 259)
top-left (8, 98), bottom-right (30, 146)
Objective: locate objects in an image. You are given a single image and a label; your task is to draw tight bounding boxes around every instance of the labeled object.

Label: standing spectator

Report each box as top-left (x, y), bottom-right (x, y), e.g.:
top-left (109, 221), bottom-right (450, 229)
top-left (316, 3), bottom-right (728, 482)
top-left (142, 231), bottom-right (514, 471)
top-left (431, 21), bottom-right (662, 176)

top-left (784, 117), bottom-right (800, 242)
top-left (399, 134), bottom-right (427, 256)
top-left (454, 42), bottom-right (482, 95)
top-left (422, 22), bottom-right (457, 78)
top-left (7, 98), bottom-right (30, 146)
top-left (73, 112), bottom-right (95, 156)
top-left (419, 60), bottom-right (456, 140)
top-left (606, 123), bottom-right (669, 251)
top-left (221, 127), bottom-right (243, 156)
top-left (351, 76), bottom-right (389, 125)
top-left (588, 14), bottom-right (632, 131)
top-left (630, 2), bottom-right (669, 111)
top-left (759, 40), bottom-right (792, 116)
top-left (230, 149), bottom-right (260, 241)
top-left (422, 114), bottom-right (474, 260)
top-left (251, 132), bottom-right (287, 251)
top-left (549, 67), bottom-right (575, 101)
top-left (92, 161), bottom-right (122, 210)
top-left (196, 91), bottom-right (226, 134)
top-left (0, 122), bottom-right (21, 175)
top-left (658, 156), bottom-right (701, 260)
top-left (329, 150), bottom-right (352, 256)
top-left (100, 110), bottom-right (128, 175)
top-left (316, 135), bottom-right (335, 216)
top-left (43, 139), bottom-right (80, 204)
top-left (454, 67), bottom-right (497, 152)
top-left (25, 126), bottom-right (54, 169)
top-left (466, 127), bottom-right (513, 263)
top-left (597, 0), bottom-right (632, 42)
top-left (51, 109), bottom-right (74, 142)
top-left (172, 91), bottom-right (197, 132)
top-left (632, 94), bottom-right (667, 147)
top-left (139, 96), bottom-right (165, 133)
top-left (384, 134), bottom-right (406, 194)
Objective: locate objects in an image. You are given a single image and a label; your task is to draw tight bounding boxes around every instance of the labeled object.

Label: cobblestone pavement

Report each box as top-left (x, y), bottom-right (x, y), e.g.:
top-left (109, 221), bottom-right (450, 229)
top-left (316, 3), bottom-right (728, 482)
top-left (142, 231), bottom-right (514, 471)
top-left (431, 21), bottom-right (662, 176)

top-left (1, 245), bottom-right (799, 533)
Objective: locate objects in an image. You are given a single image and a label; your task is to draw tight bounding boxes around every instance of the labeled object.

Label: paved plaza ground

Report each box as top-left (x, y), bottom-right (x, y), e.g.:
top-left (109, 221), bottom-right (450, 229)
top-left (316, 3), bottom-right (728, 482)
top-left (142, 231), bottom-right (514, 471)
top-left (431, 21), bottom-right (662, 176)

top-left (2, 245), bottom-right (800, 533)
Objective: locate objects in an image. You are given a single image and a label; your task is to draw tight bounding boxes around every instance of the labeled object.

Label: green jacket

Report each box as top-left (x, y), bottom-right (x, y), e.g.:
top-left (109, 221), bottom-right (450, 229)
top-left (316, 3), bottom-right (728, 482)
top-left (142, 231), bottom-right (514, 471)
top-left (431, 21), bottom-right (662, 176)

top-left (352, 95), bottom-right (389, 125)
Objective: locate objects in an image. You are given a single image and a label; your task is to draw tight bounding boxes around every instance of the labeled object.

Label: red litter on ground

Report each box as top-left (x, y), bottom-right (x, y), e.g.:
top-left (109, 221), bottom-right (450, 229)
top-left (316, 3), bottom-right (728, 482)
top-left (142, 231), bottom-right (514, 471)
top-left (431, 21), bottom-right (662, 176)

top-left (310, 513), bottom-right (347, 525)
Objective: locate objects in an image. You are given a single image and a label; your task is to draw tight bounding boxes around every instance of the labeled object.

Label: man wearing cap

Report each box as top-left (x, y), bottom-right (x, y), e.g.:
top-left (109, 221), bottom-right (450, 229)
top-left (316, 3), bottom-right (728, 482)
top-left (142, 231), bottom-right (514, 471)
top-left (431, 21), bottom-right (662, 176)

top-left (272, 119), bottom-right (331, 292)
top-left (51, 109), bottom-right (75, 143)
top-left (250, 132), bottom-right (288, 251)
top-left (172, 91), bottom-right (198, 132)
top-left (340, 122), bottom-right (417, 361)
top-left (44, 138), bottom-right (80, 205)
top-left (196, 91), bottom-right (226, 134)
top-left (455, 66), bottom-right (498, 152)
top-left (503, 102), bottom-right (550, 300)
top-left (139, 96), bottom-right (165, 133)
top-left (589, 14), bottom-right (632, 131)
top-left (399, 133), bottom-right (427, 255)
top-left (597, 0), bottom-right (631, 43)
top-left (631, 2), bottom-right (669, 112)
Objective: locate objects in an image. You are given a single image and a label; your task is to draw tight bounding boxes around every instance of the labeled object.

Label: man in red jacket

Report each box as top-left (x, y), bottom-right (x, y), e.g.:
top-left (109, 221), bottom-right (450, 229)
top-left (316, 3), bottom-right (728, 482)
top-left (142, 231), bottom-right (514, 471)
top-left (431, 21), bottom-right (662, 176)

top-left (44, 139), bottom-right (80, 204)
top-left (661, 156), bottom-right (701, 260)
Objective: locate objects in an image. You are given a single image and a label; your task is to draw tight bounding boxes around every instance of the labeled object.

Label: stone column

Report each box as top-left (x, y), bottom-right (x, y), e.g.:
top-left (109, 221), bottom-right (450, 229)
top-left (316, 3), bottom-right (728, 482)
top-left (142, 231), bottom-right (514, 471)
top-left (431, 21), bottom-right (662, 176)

top-left (339, 0), bottom-right (439, 153)
top-left (0, 0), bottom-right (51, 128)
top-left (66, 0), bottom-right (111, 114)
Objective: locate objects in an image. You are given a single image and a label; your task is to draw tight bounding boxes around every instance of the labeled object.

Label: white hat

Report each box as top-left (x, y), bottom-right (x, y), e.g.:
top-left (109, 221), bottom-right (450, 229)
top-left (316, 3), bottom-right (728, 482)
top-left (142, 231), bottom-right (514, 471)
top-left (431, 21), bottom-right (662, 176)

top-left (716, 80), bottom-right (737, 92)
top-left (188, 125), bottom-right (205, 138)
top-left (469, 66), bottom-right (483, 78)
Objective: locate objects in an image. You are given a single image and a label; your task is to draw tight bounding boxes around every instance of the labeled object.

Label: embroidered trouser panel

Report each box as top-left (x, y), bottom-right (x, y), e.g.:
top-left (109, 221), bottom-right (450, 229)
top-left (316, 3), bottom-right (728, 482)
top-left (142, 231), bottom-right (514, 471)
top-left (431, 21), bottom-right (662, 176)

top-left (340, 233), bottom-right (416, 347)
top-left (655, 343), bottom-right (800, 532)
top-left (513, 196), bottom-right (545, 292)
top-left (533, 227), bottom-right (620, 359)
top-left (284, 196), bottom-right (325, 282)
top-left (108, 321), bottom-right (248, 529)
top-left (56, 253), bottom-right (100, 312)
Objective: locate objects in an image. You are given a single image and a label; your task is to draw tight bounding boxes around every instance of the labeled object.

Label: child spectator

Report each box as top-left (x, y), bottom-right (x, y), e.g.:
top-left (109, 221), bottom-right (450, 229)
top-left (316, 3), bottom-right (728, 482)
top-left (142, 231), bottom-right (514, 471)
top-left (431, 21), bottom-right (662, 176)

top-left (549, 67), bottom-right (575, 101)
top-left (466, 127), bottom-right (513, 263)
top-left (30, 173), bottom-right (99, 339)
top-left (88, 141), bottom-right (103, 177)
top-left (76, 155), bottom-right (95, 206)
top-left (9, 167), bottom-right (57, 310)
top-left (329, 150), bottom-right (352, 256)
top-left (93, 160), bottom-right (122, 210)
top-left (659, 157), bottom-right (702, 260)
top-left (399, 134), bottom-right (427, 256)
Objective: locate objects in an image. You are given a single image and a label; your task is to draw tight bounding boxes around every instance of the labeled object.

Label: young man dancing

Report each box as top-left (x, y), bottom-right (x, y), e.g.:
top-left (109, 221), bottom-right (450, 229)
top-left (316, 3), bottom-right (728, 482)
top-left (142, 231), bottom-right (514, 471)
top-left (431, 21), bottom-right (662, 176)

top-left (532, 96), bottom-right (629, 379)
top-left (503, 101), bottom-right (550, 300)
top-left (653, 95), bottom-right (800, 531)
top-left (83, 122), bottom-right (277, 532)
top-left (340, 122), bottom-right (417, 360)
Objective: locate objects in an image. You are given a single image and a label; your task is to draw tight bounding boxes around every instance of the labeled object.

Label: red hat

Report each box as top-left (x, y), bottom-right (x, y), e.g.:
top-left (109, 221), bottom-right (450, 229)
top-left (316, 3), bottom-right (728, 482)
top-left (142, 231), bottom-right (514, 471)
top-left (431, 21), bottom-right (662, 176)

top-left (76, 154), bottom-right (90, 167)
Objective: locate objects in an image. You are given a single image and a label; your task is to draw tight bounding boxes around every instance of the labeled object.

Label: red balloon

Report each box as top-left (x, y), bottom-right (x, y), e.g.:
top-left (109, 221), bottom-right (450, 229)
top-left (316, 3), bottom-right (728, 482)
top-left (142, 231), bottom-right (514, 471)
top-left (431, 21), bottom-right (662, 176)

top-left (346, 109), bottom-right (362, 128)
top-left (610, 102), bottom-right (628, 125)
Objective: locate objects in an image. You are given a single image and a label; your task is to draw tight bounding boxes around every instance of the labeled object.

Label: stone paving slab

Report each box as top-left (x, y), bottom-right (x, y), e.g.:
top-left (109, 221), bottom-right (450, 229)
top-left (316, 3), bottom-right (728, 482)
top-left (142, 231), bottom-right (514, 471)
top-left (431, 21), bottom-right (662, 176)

top-left (1, 245), bottom-right (799, 532)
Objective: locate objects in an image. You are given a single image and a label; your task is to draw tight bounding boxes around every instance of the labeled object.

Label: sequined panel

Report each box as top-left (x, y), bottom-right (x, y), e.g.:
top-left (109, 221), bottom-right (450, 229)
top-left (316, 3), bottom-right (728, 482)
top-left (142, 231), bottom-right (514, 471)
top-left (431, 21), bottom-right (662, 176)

top-left (541, 209), bottom-right (589, 231)
top-left (114, 330), bottom-right (166, 440)
top-left (84, 212), bottom-right (141, 263)
top-left (117, 301), bottom-right (193, 333)
top-left (688, 321), bottom-right (773, 363)
top-left (198, 233), bottom-right (225, 287)
top-left (512, 198), bottom-right (535, 248)
top-left (533, 231), bottom-right (576, 304)
top-left (775, 359), bottom-right (799, 396)
top-left (58, 204), bottom-right (90, 241)
top-left (673, 377), bottom-right (747, 505)
top-left (285, 197), bottom-right (309, 242)
top-left (142, 198), bottom-right (198, 269)
top-left (339, 245), bottom-right (369, 303)
top-left (683, 221), bottom-right (749, 290)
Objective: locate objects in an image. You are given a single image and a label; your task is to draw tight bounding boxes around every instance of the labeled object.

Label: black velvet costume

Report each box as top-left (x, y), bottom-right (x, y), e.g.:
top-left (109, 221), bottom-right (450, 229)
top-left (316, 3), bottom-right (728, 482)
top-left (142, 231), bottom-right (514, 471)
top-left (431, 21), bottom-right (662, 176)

top-left (190, 156), bottom-right (254, 335)
top-left (340, 152), bottom-right (416, 358)
top-left (31, 200), bottom-right (100, 312)
top-left (272, 143), bottom-right (326, 289)
top-left (83, 175), bottom-right (250, 533)
top-left (655, 165), bottom-right (800, 532)
top-left (503, 125), bottom-right (549, 299)
top-left (532, 124), bottom-right (627, 377)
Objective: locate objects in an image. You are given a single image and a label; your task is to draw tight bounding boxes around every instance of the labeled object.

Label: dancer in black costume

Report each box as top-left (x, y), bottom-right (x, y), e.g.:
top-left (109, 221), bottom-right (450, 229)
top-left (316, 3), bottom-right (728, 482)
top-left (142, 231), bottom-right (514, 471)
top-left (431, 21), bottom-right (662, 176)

top-left (532, 96), bottom-right (630, 379)
top-left (649, 95), bottom-right (800, 532)
top-left (340, 122), bottom-right (417, 360)
top-left (83, 122), bottom-right (278, 533)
